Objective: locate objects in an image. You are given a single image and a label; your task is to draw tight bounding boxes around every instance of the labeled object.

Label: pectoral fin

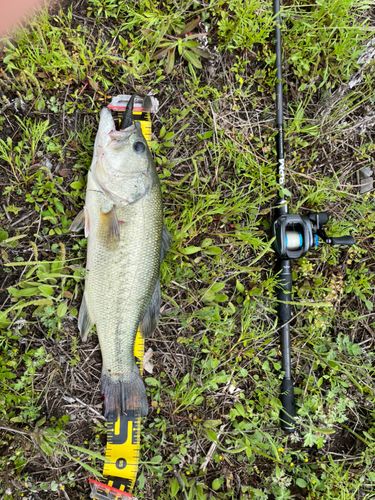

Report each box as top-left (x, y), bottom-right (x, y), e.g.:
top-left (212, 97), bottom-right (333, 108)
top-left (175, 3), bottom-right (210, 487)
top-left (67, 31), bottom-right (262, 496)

top-left (100, 206), bottom-right (120, 241)
top-left (78, 294), bottom-right (94, 342)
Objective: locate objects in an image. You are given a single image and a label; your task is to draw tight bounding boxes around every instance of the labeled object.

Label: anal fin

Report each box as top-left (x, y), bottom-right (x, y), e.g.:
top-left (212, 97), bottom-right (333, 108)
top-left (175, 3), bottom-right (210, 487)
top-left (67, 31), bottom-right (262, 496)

top-left (139, 278), bottom-right (161, 338)
top-left (78, 294), bottom-right (94, 342)
top-left (139, 227), bottom-right (171, 338)
top-left (161, 225), bottom-right (172, 261)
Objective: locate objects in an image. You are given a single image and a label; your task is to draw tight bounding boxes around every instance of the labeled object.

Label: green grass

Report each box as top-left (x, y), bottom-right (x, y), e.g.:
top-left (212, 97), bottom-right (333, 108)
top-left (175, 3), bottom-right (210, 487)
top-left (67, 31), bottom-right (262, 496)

top-left (0, 0), bottom-right (375, 499)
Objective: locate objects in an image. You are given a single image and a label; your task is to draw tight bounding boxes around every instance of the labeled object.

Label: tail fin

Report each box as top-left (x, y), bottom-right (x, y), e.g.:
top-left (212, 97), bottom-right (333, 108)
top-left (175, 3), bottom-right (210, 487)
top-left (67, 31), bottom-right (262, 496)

top-left (101, 364), bottom-right (148, 419)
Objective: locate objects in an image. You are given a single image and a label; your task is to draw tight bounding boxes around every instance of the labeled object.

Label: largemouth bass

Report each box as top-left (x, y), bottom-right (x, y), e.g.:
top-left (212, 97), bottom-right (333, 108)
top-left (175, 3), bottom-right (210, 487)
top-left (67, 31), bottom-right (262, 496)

top-left (71, 96), bottom-right (170, 419)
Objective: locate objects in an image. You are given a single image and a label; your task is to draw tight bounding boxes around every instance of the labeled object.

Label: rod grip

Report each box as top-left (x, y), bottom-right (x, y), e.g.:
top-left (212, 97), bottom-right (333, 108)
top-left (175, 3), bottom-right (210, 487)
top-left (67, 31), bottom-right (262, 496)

top-left (329, 236), bottom-right (354, 246)
top-left (280, 377), bottom-right (296, 433)
top-left (277, 262), bottom-right (292, 324)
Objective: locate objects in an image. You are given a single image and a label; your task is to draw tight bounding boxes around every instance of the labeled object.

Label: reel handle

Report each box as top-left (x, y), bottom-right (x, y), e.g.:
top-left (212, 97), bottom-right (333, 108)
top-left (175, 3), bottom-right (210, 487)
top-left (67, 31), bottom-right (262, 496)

top-left (309, 212), bottom-right (328, 226)
top-left (327, 236), bottom-right (355, 246)
top-left (317, 212), bottom-right (328, 225)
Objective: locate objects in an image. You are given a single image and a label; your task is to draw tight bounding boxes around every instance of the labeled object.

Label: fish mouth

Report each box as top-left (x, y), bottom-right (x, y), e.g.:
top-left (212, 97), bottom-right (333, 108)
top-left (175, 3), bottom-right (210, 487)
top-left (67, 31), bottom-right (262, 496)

top-left (109, 123), bottom-right (137, 143)
top-left (108, 94), bottom-right (151, 135)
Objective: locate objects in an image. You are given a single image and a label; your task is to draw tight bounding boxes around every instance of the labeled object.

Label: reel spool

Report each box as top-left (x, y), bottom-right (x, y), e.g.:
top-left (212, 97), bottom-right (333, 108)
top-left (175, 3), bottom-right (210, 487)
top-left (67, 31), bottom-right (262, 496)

top-left (285, 231), bottom-right (303, 251)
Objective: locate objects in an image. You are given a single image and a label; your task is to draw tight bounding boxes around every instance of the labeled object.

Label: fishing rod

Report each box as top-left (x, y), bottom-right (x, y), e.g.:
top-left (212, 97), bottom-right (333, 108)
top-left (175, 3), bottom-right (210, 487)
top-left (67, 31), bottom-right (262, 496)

top-left (271, 0), bottom-right (354, 433)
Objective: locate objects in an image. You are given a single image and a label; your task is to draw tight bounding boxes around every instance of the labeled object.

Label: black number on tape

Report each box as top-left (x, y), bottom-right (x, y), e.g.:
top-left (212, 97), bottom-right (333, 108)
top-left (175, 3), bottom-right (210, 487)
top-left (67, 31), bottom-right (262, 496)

top-left (116, 458), bottom-right (127, 470)
top-left (109, 411), bottom-right (139, 445)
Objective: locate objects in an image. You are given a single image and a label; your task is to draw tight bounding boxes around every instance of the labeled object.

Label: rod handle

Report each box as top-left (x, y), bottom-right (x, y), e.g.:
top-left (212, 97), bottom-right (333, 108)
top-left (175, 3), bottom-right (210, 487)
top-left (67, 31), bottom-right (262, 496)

top-left (280, 377), bottom-right (296, 433)
top-left (328, 236), bottom-right (355, 246)
top-left (278, 261), bottom-right (292, 323)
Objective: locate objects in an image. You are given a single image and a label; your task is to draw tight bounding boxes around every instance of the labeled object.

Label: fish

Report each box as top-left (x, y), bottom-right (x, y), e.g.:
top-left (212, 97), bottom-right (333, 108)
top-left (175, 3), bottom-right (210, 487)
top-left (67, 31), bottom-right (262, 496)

top-left (71, 95), bottom-right (171, 419)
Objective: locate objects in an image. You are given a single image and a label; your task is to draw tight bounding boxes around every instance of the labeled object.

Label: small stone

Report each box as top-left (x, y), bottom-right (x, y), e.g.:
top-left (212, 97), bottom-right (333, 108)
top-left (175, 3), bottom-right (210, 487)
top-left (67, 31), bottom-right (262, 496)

top-left (360, 177), bottom-right (373, 194)
top-left (40, 157), bottom-right (53, 171)
top-left (359, 166), bottom-right (373, 179)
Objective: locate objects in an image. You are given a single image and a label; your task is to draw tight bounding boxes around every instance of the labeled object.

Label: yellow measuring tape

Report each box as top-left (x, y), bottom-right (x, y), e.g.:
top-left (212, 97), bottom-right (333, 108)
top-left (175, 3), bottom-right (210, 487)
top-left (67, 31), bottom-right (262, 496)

top-left (89, 105), bottom-right (152, 500)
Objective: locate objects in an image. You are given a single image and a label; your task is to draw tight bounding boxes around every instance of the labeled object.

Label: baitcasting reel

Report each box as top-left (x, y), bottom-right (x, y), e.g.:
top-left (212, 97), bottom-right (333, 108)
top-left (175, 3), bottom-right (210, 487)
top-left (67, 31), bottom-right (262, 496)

top-left (272, 212), bottom-right (354, 259)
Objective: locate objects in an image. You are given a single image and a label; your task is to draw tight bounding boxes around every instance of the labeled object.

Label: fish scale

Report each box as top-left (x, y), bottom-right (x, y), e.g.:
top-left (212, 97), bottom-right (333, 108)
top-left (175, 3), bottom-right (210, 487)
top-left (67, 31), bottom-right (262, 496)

top-left (85, 181), bottom-right (162, 377)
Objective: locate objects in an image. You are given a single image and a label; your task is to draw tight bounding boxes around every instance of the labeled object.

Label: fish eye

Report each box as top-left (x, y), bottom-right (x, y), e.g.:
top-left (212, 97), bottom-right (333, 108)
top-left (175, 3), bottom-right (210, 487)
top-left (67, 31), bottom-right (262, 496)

top-left (133, 141), bottom-right (146, 154)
